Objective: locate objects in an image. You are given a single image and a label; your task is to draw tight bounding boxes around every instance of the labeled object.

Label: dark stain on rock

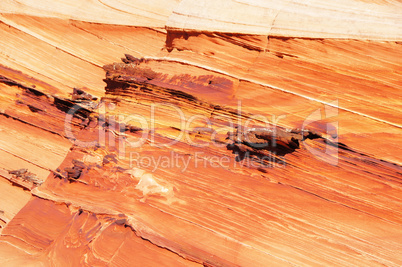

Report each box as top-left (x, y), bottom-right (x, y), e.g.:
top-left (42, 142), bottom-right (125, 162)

top-left (227, 127), bottom-right (322, 160)
top-left (165, 88), bottom-right (197, 102)
top-left (64, 159), bottom-right (87, 180)
top-left (72, 88), bottom-right (97, 102)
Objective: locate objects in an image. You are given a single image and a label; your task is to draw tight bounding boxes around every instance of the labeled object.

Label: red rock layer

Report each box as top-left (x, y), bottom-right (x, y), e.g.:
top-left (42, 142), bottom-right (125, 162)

top-left (0, 13), bottom-right (401, 267)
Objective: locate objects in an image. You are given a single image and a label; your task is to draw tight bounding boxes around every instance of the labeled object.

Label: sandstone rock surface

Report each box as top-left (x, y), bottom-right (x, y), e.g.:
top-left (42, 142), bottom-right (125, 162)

top-left (0, 0), bottom-right (401, 266)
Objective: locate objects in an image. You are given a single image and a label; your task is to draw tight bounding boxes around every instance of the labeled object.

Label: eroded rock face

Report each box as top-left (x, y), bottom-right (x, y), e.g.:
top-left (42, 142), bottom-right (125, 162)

top-left (227, 127), bottom-right (323, 156)
top-left (0, 1), bottom-right (402, 266)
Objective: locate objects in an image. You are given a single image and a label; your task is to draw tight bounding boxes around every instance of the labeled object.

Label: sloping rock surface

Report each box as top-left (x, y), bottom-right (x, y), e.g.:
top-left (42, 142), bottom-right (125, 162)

top-left (0, 1), bottom-right (401, 266)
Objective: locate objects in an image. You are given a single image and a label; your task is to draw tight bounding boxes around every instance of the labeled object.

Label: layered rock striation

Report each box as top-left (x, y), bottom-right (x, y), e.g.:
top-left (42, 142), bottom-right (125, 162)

top-left (0, 0), bottom-right (401, 266)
